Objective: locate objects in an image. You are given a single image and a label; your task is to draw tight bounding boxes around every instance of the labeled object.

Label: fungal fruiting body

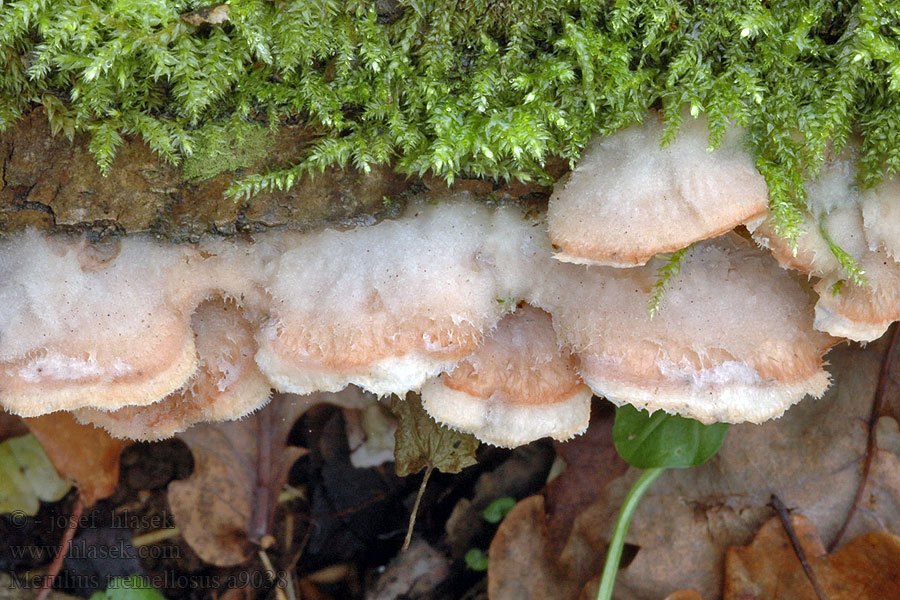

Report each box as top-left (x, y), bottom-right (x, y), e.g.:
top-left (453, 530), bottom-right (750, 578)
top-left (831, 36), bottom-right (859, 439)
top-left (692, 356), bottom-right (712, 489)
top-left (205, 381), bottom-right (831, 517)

top-left (76, 298), bottom-right (271, 440)
top-left (255, 202), bottom-right (517, 397)
top-left (0, 196), bottom-right (837, 446)
top-left (749, 145), bottom-right (900, 342)
top-left (0, 230), bottom-right (203, 416)
top-left (421, 305), bottom-right (592, 447)
top-left (547, 114), bottom-right (768, 267)
top-left (537, 234), bottom-right (835, 424)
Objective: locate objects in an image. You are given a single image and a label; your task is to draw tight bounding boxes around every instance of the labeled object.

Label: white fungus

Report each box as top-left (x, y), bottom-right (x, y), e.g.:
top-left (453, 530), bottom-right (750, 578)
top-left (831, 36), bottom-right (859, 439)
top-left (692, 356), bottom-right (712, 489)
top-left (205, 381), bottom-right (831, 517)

top-left (548, 114), bottom-right (768, 267)
top-left (0, 230), bottom-right (203, 416)
top-left (421, 305), bottom-right (592, 447)
top-left (75, 298), bottom-right (271, 440)
top-left (0, 198), bottom-right (836, 443)
top-left (750, 145), bottom-right (900, 342)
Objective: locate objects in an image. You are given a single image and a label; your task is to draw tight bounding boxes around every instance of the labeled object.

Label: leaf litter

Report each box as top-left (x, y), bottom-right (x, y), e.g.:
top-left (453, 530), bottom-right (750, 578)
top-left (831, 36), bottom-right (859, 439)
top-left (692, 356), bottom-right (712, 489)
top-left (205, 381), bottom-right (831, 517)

top-left (6, 340), bottom-right (900, 599)
top-left (488, 340), bottom-right (900, 599)
top-left (167, 390), bottom-right (370, 567)
top-left (25, 412), bottom-right (129, 506)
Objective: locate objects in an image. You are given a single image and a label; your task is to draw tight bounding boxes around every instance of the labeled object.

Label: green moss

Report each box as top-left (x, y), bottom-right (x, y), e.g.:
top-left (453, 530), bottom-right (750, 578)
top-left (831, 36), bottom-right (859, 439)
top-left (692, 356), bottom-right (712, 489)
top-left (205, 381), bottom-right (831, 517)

top-left (181, 120), bottom-right (271, 181)
top-left (648, 247), bottom-right (689, 320)
top-left (1, 0), bottom-right (899, 238)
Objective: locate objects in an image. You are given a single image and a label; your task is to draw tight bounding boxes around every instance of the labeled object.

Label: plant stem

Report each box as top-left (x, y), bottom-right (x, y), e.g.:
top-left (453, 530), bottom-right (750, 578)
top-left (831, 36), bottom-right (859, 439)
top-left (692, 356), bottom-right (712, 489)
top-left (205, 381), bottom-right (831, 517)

top-left (403, 464), bottom-right (433, 551)
top-left (596, 467), bottom-right (666, 600)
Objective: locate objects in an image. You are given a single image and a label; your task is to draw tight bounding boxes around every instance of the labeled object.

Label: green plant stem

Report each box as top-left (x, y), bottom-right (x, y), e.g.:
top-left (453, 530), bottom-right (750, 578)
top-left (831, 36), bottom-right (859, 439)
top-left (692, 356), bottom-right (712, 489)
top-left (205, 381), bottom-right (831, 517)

top-left (595, 467), bottom-right (666, 600)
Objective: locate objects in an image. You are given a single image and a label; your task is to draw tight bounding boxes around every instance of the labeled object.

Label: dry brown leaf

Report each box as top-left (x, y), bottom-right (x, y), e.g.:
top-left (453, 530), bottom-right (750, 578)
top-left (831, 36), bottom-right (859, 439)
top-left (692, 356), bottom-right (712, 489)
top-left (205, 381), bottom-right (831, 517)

top-left (365, 538), bottom-right (451, 600)
top-left (167, 390), bottom-right (370, 567)
top-left (663, 592), bottom-right (704, 600)
top-left (725, 515), bottom-right (900, 599)
top-left (544, 402), bottom-right (627, 556)
top-left (24, 412), bottom-right (128, 506)
top-left (488, 342), bottom-right (900, 600)
top-left (0, 409), bottom-right (27, 442)
top-left (181, 4), bottom-right (229, 26)
top-left (489, 495), bottom-right (588, 599)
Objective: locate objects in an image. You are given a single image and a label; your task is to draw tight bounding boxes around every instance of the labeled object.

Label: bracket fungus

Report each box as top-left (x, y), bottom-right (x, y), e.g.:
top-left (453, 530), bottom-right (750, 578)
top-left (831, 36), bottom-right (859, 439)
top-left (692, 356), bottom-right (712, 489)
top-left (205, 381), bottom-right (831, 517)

top-left (750, 146), bottom-right (900, 342)
top-left (255, 202), bottom-right (520, 397)
top-left (547, 115), bottom-right (769, 267)
top-left (421, 305), bottom-right (592, 447)
top-left (536, 234), bottom-right (836, 424)
top-left (0, 230), bottom-right (203, 416)
top-left (0, 184), bottom-right (839, 445)
top-left (75, 298), bottom-right (271, 441)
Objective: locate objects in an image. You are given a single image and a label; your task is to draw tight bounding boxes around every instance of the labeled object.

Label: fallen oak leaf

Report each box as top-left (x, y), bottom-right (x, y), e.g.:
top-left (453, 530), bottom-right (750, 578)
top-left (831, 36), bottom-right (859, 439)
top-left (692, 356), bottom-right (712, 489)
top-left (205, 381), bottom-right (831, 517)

top-left (725, 515), bottom-right (900, 599)
top-left (25, 412), bottom-right (129, 506)
top-left (167, 389), bottom-right (370, 567)
top-left (488, 494), bottom-right (591, 600)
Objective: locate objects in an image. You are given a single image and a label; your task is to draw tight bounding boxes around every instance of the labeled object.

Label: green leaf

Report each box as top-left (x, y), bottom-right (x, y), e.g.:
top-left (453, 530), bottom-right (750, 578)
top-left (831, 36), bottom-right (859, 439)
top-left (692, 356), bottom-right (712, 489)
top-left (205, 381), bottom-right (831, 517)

top-left (482, 496), bottom-right (516, 524)
top-left (0, 434), bottom-right (71, 516)
top-left (464, 548), bottom-right (489, 571)
top-left (390, 394), bottom-right (478, 477)
top-left (89, 576), bottom-right (166, 600)
top-left (612, 405), bottom-right (729, 470)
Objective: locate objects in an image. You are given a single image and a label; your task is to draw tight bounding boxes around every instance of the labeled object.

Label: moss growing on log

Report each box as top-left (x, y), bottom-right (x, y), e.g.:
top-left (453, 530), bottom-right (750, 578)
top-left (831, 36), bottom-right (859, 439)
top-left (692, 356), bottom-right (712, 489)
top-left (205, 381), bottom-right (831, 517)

top-left (1, 0), bottom-right (899, 241)
top-left (181, 121), bottom-right (271, 181)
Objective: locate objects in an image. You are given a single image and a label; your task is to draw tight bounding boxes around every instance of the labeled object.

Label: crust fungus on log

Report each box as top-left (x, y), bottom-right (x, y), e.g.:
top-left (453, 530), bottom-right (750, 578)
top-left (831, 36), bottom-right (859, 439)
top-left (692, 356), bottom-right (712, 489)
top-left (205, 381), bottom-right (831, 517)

top-left (421, 305), bottom-right (592, 447)
top-left (0, 198), bottom-right (837, 445)
top-left (0, 230), bottom-right (203, 416)
top-left (254, 201), bottom-right (519, 397)
top-left (75, 298), bottom-right (271, 441)
top-left (547, 114), bottom-right (768, 267)
top-left (535, 234), bottom-right (836, 424)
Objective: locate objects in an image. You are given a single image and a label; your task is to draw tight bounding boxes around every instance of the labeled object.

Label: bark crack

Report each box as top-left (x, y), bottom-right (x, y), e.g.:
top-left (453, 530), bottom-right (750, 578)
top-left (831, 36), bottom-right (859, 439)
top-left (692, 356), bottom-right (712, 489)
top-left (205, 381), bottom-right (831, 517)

top-left (0, 143), bottom-right (12, 189)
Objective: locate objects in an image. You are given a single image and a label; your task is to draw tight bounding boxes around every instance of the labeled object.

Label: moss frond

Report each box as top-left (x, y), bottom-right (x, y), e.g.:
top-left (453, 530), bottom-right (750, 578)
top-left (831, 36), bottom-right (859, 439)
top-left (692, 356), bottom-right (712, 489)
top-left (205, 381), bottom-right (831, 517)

top-left (648, 247), bottom-right (690, 320)
top-left (820, 226), bottom-right (868, 287)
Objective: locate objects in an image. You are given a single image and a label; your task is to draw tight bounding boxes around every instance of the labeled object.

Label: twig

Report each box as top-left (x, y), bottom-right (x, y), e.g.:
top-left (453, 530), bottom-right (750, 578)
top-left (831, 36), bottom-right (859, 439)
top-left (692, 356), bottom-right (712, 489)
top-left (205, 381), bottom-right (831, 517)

top-left (830, 323), bottom-right (900, 551)
top-left (132, 526), bottom-right (181, 547)
top-left (402, 464), bottom-right (433, 551)
top-left (769, 495), bottom-right (828, 600)
top-left (35, 494), bottom-right (84, 600)
top-left (249, 405), bottom-right (275, 545)
top-left (258, 550), bottom-right (289, 600)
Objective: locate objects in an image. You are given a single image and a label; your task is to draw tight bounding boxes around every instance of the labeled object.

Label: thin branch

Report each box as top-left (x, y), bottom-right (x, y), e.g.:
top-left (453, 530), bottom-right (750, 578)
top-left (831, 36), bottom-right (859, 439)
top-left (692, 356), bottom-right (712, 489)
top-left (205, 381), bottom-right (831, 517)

top-left (769, 495), bottom-right (828, 600)
top-left (830, 323), bottom-right (899, 551)
top-left (35, 494), bottom-right (84, 600)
